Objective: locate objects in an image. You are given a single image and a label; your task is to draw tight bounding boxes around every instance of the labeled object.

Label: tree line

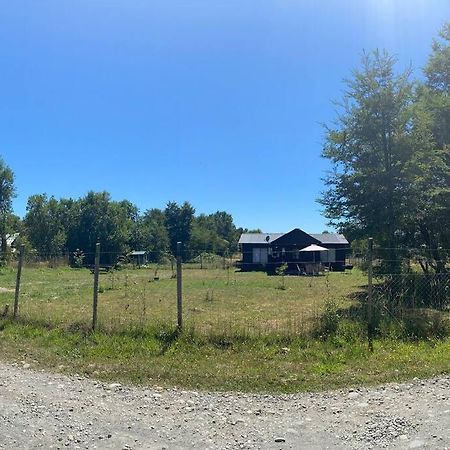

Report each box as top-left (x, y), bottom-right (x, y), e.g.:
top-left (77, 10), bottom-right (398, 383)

top-left (0, 183), bottom-right (254, 264)
top-left (320, 23), bottom-right (450, 273)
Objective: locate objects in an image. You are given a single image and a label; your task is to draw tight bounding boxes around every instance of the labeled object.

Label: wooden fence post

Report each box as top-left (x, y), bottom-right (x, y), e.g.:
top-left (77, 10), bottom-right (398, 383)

top-left (176, 241), bottom-right (183, 329)
top-left (367, 237), bottom-right (374, 352)
top-left (13, 245), bottom-right (25, 319)
top-left (92, 243), bottom-right (100, 331)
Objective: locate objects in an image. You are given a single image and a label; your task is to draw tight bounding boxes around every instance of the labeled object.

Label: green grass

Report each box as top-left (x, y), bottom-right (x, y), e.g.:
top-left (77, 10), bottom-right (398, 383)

top-left (0, 319), bottom-right (449, 393)
top-left (0, 265), bottom-right (449, 393)
top-left (0, 265), bottom-right (366, 335)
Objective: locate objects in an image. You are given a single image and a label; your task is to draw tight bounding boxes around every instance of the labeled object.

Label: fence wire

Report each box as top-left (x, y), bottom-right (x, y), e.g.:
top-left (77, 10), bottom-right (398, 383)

top-left (1, 246), bottom-right (449, 342)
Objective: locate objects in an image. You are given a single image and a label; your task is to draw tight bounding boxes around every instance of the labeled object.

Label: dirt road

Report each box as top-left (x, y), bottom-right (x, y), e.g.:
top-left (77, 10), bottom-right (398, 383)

top-left (1, 361), bottom-right (449, 449)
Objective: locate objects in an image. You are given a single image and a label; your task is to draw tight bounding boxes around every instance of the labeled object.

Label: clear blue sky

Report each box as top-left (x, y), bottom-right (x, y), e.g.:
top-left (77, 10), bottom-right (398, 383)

top-left (1, 1), bottom-right (449, 233)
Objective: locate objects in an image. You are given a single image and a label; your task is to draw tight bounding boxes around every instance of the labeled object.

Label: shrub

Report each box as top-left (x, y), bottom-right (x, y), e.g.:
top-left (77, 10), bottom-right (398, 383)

top-left (312, 299), bottom-right (340, 340)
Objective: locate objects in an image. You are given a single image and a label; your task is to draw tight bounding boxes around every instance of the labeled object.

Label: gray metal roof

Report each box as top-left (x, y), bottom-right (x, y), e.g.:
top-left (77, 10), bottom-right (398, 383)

top-left (310, 233), bottom-right (349, 244)
top-left (5, 233), bottom-right (19, 246)
top-left (130, 251), bottom-right (147, 256)
top-left (238, 233), bottom-right (284, 244)
top-left (239, 231), bottom-right (348, 245)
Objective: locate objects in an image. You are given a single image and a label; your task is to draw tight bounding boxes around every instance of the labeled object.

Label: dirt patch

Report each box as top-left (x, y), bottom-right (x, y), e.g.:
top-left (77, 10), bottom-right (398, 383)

top-left (0, 287), bottom-right (14, 293)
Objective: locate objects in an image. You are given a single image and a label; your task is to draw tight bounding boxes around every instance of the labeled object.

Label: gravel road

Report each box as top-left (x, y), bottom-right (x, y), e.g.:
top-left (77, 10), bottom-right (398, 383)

top-left (1, 361), bottom-right (449, 449)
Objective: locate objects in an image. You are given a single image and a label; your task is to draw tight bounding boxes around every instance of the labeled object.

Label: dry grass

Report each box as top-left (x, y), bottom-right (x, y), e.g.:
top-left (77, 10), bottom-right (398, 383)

top-left (1, 265), bottom-right (449, 393)
top-left (0, 265), bottom-right (366, 335)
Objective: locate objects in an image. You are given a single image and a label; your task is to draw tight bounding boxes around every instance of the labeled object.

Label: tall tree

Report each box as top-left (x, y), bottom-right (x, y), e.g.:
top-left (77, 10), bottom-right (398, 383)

top-left (320, 51), bottom-right (413, 258)
top-left (319, 50), bottom-right (449, 272)
top-left (164, 201), bottom-right (195, 257)
top-left (72, 191), bottom-right (135, 263)
top-left (24, 194), bottom-right (66, 257)
top-left (414, 22), bottom-right (450, 269)
top-left (133, 208), bottom-right (169, 262)
top-left (190, 211), bottom-right (239, 255)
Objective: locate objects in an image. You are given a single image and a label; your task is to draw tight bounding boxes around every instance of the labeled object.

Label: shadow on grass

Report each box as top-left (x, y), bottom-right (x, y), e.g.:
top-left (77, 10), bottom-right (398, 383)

top-left (155, 326), bottom-right (181, 355)
top-left (331, 287), bottom-right (450, 342)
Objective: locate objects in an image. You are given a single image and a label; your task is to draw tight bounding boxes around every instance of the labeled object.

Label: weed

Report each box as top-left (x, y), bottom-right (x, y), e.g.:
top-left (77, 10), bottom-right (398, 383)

top-left (275, 263), bottom-right (288, 290)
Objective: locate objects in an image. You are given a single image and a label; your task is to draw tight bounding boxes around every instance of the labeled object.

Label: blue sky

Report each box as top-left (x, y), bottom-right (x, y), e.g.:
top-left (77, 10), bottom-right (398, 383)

top-left (1, 1), bottom-right (449, 233)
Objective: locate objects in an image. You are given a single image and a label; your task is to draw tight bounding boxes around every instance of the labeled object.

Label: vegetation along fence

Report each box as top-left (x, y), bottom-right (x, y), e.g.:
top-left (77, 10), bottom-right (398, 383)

top-left (1, 240), bottom-right (449, 351)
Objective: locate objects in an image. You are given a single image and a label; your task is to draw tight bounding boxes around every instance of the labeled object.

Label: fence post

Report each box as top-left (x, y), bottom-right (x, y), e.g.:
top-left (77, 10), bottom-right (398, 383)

top-left (13, 245), bottom-right (25, 319)
top-left (176, 241), bottom-right (183, 329)
top-left (92, 243), bottom-right (100, 331)
top-left (367, 237), bottom-right (374, 352)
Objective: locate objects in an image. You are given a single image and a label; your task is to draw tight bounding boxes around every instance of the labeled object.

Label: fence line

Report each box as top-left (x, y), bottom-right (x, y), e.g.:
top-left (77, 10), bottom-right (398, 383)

top-left (3, 240), bottom-right (450, 348)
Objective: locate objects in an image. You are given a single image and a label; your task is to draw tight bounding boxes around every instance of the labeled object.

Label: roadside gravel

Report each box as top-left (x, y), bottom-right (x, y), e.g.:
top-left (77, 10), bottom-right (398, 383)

top-left (1, 361), bottom-right (449, 449)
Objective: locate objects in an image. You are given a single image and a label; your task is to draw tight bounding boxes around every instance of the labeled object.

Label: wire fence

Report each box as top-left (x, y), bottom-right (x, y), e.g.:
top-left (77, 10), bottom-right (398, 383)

top-left (1, 242), bottom-right (449, 348)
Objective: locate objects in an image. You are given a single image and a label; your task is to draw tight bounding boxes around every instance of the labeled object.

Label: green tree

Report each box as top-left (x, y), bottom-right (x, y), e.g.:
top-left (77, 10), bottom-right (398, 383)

top-left (0, 158), bottom-right (16, 259)
top-left (67, 192), bottom-right (136, 264)
top-left (164, 201), bottom-right (195, 258)
top-left (414, 22), bottom-right (450, 269)
top-left (190, 211), bottom-right (239, 255)
top-left (134, 208), bottom-right (169, 262)
top-left (24, 194), bottom-right (67, 257)
top-left (320, 50), bottom-right (449, 272)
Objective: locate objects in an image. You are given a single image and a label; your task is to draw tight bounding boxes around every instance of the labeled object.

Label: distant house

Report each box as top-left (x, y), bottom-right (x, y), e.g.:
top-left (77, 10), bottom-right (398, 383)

top-left (2, 233), bottom-right (20, 253)
top-left (129, 250), bottom-right (148, 266)
top-left (238, 228), bottom-right (349, 273)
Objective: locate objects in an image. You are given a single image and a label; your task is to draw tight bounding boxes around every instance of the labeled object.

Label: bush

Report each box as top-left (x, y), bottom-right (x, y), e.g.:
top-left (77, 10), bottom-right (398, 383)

top-left (312, 299), bottom-right (340, 340)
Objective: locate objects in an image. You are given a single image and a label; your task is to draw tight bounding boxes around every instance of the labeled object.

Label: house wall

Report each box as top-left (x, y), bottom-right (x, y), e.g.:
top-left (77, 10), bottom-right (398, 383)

top-left (240, 243), bottom-right (269, 271)
top-left (319, 244), bottom-right (348, 271)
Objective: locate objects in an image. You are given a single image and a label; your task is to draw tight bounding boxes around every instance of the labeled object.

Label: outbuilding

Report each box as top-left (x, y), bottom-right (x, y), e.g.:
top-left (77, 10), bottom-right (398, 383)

top-left (129, 250), bottom-right (148, 266)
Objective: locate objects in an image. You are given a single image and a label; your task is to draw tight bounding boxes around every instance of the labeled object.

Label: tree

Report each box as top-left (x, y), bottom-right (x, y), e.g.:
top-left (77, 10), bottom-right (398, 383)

top-left (164, 201), bottom-right (195, 258)
top-left (0, 158), bottom-right (16, 259)
top-left (24, 194), bottom-right (67, 257)
top-left (320, 50), bottom-right (449, 272)
top-left (414, 22), bottom-right (450, 270)
top-left (190, 211), bottom-right (239, 255)
top-left (133, 208), bottom-right (169, 262)
top-left (425, 23), bottom-right (450, 94)
top-left (71, 191), bottom-right (135, 264)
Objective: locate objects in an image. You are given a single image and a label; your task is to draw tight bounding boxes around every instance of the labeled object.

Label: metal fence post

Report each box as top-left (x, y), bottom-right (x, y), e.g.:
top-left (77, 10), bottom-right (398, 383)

top-left (92, 243), bottom-right (100, 331)
top-left (177, 241), bottom-right (183, 329)
top-left (13, 245), bottom-right (25, 319)
top-left (367, 237), bottom-right (374, 352)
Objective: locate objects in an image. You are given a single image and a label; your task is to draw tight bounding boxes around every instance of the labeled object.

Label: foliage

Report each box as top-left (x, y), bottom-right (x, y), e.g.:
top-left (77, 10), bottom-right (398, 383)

top-left (24, 194), bottom-right (67, 258)
top-left (190, 211), bottom-right (239, 256)
top-left (320, 37), bottom-right (450, 273)
top-left (164, 201), bottom-right (196, 258)
top-left (71, 249), bottom-right (85, 268)
top-left (312, 298), bottom-right (340, 340)
top-left (275, 263), bottom-right (288, 290)
top-left (23, 191), bottom-right (135, 264)
top-left (21, 192), bottom-right (241, 263)
top-left (0, 158), bottom-right (16, 260)
top-left (131, 208), bottom-right (169, 262)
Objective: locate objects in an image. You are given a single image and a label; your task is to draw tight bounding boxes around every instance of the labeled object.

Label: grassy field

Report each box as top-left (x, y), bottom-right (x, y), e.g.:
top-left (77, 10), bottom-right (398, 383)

top-left (0, 265), bottom-right (365, 335)
top-left (0, 265), bottom-right (449, 393)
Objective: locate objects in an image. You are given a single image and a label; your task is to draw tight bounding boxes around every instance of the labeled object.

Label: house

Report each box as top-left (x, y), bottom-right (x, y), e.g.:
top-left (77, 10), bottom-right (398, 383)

top-left (2, 233), bottom-right (19, 253)
top-left (238, 228), bottom-right (349, 274)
